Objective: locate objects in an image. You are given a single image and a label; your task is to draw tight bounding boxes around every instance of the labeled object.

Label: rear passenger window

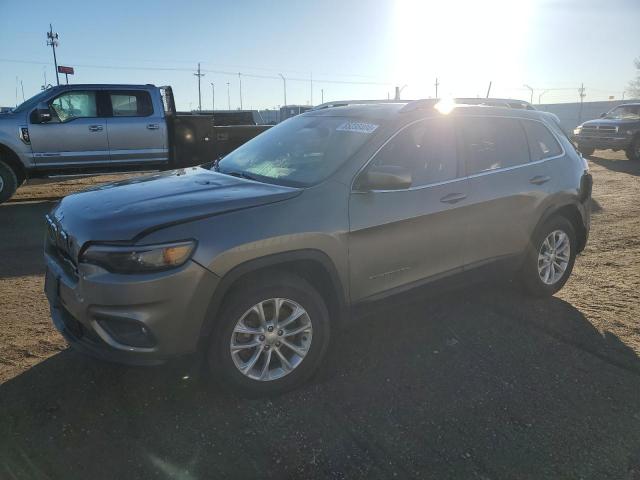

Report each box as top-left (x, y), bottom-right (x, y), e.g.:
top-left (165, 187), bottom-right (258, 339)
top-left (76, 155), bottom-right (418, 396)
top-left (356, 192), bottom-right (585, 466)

top-left (522, 120), bottom-right (563, 161)
top-left (371, 118), bottom-right (458, 187)
top-left (458, 117), bottom-right (529, 175)
top-left (110, 91), bottom-right (153, 117)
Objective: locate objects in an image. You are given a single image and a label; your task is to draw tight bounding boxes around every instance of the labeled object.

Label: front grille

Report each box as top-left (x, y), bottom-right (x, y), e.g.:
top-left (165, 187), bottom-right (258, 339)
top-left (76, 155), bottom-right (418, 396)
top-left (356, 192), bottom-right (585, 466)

top-left (581, 125), bottom-right (618, 137)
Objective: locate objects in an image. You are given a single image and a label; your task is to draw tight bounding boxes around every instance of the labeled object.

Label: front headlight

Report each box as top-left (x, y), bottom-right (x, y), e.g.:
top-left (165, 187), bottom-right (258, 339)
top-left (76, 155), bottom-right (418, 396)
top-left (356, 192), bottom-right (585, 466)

top-left (80, 240), bottom-right (196, 273)
top-left (573, 126), bottom-right (582, 135)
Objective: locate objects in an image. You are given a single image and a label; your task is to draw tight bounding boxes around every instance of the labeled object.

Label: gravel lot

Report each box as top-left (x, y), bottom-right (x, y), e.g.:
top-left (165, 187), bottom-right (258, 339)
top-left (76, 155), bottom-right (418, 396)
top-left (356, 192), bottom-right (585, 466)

top-left (1, 153), bottom-right (639, 479)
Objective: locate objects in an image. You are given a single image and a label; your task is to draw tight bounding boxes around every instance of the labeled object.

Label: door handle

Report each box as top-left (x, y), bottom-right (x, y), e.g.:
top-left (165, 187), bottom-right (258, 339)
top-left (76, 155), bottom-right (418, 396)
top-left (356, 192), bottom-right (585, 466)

top-left (147, 124), bottom-right (160, 130)
top-left (529, 175), bottom-right (551, 185)
top-left (440, 192), bottom-right (467, 204)
top-left (88, 125), bottom-right (103, 132)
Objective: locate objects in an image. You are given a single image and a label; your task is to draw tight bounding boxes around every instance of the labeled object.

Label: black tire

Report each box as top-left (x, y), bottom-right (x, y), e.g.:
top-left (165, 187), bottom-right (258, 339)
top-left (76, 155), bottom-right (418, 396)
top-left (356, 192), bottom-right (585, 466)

top-left (521, 216), bottom-right (577, 297)
top-left (207, 272), bottom-right (331, 396)
top-left (0, 160), bottom-right (18, 204)
top-left (578, 145), bottom-right (595, 156)
top-left (625, 137), bottom-right (640, 161)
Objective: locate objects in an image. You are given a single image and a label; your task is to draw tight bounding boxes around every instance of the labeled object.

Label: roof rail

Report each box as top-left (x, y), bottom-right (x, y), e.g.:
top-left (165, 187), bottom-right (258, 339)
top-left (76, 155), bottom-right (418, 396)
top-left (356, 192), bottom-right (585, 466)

top-left (311, 99), bottom-right (407, 111)
top-left (398, 99), bottom-right (438, 113)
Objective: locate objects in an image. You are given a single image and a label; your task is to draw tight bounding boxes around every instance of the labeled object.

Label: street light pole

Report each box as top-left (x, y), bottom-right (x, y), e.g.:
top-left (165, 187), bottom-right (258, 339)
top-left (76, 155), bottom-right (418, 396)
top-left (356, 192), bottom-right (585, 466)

top-left (279, 73), bottom-right (287, 106)
top-left (538, 90), bottom-right (549, 104)
top-left (46, 24), bottom-right (60, 86)
top-left (226, 82), bottom-right (231, 110)
top-left (210, 82), bottom-right (215, 111)
top-left (523, 84), bottom-right (534, 104)
top-left (238, 73), bottom-right (243, 110)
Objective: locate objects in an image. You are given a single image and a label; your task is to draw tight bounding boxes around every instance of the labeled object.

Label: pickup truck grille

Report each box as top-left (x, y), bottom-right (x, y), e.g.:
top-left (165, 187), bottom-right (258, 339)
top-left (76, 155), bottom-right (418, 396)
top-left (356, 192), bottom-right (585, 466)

top-left (581, 125), bottom-right (618, 137)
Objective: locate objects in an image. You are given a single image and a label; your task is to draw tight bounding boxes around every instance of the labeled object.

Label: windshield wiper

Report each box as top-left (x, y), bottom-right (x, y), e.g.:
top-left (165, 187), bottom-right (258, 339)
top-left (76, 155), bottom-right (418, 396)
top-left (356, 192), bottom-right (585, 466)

top-left (220, 169), bottom-right (260, 182)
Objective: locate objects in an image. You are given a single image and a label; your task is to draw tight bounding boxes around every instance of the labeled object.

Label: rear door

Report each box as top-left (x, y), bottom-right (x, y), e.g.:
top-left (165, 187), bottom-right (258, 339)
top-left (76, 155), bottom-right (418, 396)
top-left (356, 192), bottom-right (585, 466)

top-left (105, 90), bottom-right (168, 165)
top-left (348, 117), bottom-right (469, 302)
top-left (458, 115), bottom-right (561, 267)
top-left (29, 89), bottom-right (109, 167)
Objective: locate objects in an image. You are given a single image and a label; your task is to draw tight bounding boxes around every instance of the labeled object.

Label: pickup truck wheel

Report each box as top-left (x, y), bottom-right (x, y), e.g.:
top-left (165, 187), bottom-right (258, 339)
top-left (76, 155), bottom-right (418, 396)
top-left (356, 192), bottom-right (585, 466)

top-left (207, 273), bottom-right (330, 396)
top-left (625, 138), bottom-right (640, 161)
top-left (0, 160), bottom-right (18, 204)
top-left (521, 216), bottom-right (577, 297)
top-left (578, 146), bottom-right (595, 156)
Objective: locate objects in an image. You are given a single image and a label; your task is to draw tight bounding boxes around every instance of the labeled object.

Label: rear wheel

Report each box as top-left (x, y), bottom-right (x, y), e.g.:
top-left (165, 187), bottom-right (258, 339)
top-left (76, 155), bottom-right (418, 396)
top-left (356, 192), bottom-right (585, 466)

top-left (207, 272), bottom-right (331, 396)
top-left (521, 216), bottom-right (577, 297)
top-left (625, 137), bottom-right (640, 161)
top-left (0, 160), bottom-right (18, 204)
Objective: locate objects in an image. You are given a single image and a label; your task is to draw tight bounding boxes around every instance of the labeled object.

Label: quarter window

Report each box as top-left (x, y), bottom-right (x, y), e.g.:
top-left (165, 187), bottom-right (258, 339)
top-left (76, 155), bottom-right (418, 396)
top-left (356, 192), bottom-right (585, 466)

top-left (50, 91), bottom-right (97, 122)
top-left (370, 119), bottom-right (458, 187)
top-left (110, 91), bottom-right (153, 117)
top-left (458, 117), bottom-right (529, 175)
top-left (522, 120), bottom-right (562, 161)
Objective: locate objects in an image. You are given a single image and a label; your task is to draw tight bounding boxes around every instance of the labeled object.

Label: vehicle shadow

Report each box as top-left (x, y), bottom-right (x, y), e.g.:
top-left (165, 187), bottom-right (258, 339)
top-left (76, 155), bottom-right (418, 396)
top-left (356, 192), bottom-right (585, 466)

top-left (0, 200), bottom-right (53, 278)
top-left (588, 155), bottom-right (640, 176)
top-left (1, 285), bottom-right (639, 480)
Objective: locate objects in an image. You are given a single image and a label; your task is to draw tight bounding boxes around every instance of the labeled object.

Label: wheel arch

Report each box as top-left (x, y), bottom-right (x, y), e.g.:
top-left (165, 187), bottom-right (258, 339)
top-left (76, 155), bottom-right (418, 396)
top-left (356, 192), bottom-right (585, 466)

top-left (0, 143), bottom-right (27, 185)
top-left (197, 249), bottom-right (348, 351)
top-left (535, 202), bottom-right (588, 253)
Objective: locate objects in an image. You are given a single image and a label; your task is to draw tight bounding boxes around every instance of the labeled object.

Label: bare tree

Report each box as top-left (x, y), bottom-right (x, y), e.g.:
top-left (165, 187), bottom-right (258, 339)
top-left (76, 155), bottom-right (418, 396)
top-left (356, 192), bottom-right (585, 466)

top-left (627, 57), bottom-right (640, 99)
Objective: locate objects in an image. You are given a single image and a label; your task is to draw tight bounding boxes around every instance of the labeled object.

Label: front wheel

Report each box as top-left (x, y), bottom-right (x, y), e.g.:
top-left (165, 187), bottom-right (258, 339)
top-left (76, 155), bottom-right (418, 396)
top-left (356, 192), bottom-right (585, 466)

top-left (625, 137), bottom-right (640, 161)
top-left (578, 145), bottom-right (595, 156)
top-left (521, 216), bottom-right (577, 297)
top-left (0, 160), bottom-right (18, 204)
top-left (207, 272), bottom-right (331, 396)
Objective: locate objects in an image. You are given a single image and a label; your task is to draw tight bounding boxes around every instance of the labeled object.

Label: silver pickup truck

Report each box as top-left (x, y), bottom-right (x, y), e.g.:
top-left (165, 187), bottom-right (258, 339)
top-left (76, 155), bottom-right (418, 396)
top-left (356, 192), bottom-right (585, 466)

top-left (0, 84), bottom-right (270, 203)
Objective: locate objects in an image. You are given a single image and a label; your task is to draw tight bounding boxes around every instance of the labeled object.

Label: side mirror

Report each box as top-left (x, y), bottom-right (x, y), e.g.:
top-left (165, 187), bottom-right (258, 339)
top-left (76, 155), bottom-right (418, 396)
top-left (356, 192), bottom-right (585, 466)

top-left (357, 165), bottom-right (412, 191)
top-left (600, 112), bottom-right (606, 118)
top-left (31, 102), bottom-right (52, 123)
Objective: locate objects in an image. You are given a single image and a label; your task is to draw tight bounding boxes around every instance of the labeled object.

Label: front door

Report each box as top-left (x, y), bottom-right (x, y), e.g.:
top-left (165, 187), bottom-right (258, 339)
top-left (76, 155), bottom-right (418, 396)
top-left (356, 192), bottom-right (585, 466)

top-left (348, 117), bottom-right (469, 302)
top-left (29, 90), bottom-right (109, 168)
top-left (105, 90), bottom-right (168, 165)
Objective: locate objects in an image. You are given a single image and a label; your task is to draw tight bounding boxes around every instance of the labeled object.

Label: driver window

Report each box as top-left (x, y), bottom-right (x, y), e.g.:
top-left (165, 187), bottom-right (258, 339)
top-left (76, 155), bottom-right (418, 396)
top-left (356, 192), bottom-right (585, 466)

top-left (50, 91), bottom-right (97, 122)
top-left (370, 118), bottom-right (458, 187)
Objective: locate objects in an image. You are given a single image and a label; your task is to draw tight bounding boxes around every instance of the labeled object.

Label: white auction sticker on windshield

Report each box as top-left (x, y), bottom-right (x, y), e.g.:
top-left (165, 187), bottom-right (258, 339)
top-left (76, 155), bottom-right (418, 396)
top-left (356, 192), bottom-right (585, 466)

top-left (336, 121), bottom-right (379, 134)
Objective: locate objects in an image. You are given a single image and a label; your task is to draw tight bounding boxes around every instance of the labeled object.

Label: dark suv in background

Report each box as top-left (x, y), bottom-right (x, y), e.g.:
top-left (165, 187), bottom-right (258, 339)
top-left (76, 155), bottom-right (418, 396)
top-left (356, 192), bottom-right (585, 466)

top-left (44, 100), bottom-right (592, 395)
top-left (573, 103), bottom-right (640, 160)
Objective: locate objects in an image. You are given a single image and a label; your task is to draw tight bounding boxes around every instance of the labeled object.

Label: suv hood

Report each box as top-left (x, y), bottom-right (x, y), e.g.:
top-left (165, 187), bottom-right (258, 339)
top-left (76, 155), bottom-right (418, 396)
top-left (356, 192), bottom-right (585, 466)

top-left (50, 167), bottom-right (301, 248)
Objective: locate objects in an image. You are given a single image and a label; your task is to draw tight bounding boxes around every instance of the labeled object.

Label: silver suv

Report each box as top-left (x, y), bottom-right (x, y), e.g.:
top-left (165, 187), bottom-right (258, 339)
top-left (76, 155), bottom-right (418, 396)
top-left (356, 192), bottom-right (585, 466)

top-left (44, 100), bottom-right (592, 395)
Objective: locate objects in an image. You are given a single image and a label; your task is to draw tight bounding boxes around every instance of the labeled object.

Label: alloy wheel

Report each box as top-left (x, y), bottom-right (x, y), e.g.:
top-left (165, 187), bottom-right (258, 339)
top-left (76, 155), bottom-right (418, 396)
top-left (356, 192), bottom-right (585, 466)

top-left (537, 230), bottom-right (571, 285)
top-left (229, 298), bottom-right (312, 381)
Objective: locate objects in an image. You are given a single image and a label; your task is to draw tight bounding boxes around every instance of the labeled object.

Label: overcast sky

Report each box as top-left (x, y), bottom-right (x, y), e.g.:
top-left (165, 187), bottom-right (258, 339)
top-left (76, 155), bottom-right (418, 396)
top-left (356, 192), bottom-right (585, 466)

top-left (1, 0), bottom-right (638, 110)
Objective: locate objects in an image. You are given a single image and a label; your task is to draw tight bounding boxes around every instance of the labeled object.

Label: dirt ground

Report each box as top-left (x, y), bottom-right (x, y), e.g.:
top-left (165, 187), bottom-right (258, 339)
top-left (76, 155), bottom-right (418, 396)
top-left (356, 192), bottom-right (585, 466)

top-left (1, 153), bottom-right (639, 479)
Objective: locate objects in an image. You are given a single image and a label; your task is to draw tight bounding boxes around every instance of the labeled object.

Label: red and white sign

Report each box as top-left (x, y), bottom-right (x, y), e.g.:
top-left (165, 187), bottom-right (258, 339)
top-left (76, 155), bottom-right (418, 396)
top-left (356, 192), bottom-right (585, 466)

top-left (57, 65), bottom-right (74, 75)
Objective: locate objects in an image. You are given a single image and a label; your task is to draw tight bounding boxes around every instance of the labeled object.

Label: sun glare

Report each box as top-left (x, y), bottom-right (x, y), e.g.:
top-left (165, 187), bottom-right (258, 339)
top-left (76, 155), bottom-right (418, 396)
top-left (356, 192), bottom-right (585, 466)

top-left (393, 0), bottom-right (533, 99)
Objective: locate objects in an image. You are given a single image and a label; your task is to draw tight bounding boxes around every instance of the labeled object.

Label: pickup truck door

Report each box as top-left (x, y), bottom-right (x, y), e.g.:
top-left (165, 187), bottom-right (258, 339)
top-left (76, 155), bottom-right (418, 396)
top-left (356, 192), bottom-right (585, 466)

top-left (105, 90), bottom-right (168, 165)
top-left (29, 90), bottom-right (110, 167)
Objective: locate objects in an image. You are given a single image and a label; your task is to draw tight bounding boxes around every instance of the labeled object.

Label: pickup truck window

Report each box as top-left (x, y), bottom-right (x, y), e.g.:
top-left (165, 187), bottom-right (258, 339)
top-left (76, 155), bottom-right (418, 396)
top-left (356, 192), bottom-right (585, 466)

top-left (216, 115), bottom-right (377, 187)
top-left (110, 91), bottom-right (153, 117)
top-left (50, 91), bottom-right (97, 122)
top-left (604, 105), bottom-right (640, 120)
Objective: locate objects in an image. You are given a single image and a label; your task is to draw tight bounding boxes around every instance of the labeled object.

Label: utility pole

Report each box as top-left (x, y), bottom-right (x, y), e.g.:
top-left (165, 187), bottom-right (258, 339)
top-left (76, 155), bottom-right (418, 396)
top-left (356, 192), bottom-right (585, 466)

top-left (395, 85), bottom-right (407, 101)
top-left (434, 77), bottom-right (440, 99)
top-left (20, 80), bottom-right (25, 101)
top-left (523, 84), bottom-right (534, 104)
top-left (46, 24), bottom-right (60, 86)
top-left (310, 72), bottom-right (313, 105)
top-left (210, 82), bottom-right (215, 111)
top-left (279, 74), bottom-right (287, 106)
top-left (238, 73), bottom-right (243, 110)
top-left (321, 88), bottom-right (324, 104)
top-left (578, 83), bottom-right (586, 123)
top-left (226, 82), bottom-right (231, 110)
top-left (486, 81), bottom-right (492, 98)
top-left (194, 63), bottom-right (205, 112)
